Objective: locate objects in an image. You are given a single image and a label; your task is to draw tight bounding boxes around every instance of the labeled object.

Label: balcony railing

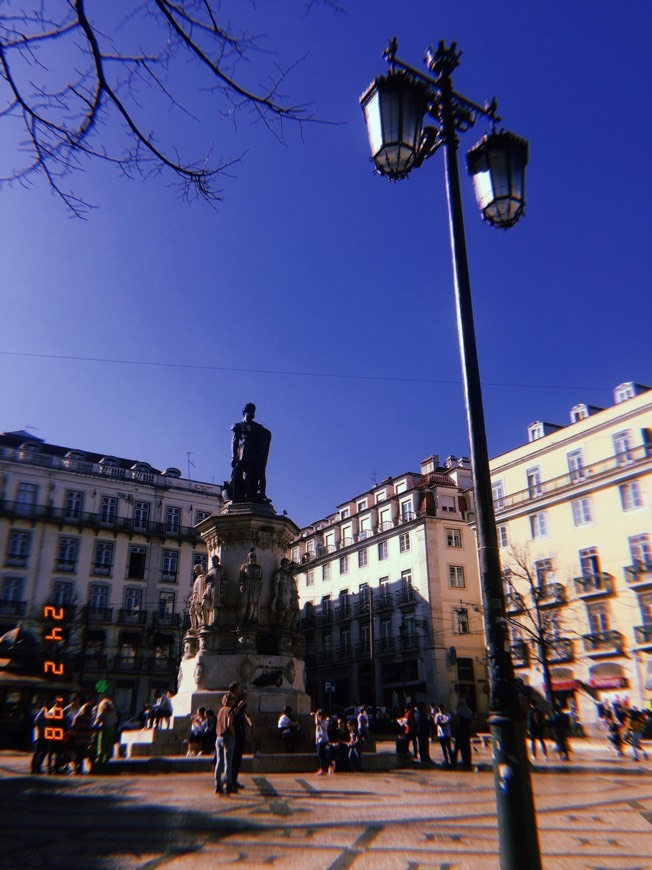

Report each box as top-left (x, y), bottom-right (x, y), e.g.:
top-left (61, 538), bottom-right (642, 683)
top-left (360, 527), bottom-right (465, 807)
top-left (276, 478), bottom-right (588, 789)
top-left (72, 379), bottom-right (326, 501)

top-left (355, 641), bottom-right (371, 658)
top-left (492, 443), bottom-right (652, 515)
top-left (398, 635), bottom-right (420, 652)
top-left (55, 559), bottom-right (77, 573)
top-left (395, 588), bottom-right (416, 607)
top-left (149, 656), bottom-right (177, 672)
top-left (582, 630), bottom-right (624, 654)
top-left (573, 573), bottom-right (614, 598)
top-left (376, 637), bottom-right (395, 654)
top-left (548, 638), bottom-right (574, 663)
top-left (317, 610), bottom-right (333, 626)
top-left (113, 655), bottom-right (144, 671)
top-left (335, 604), bottom-right (352, 621)
top-left (152, 612), bottom-right (181, 628)
top-left (534, 583), bottom-right (567, 606)
top-left (510, 642), bottom-right (529, 666)
top-left (355, 599), bottom-right (371, 617)
top-left (0, 600), bottom-right (27, 618)
top-left (86, 606), bottom-right (114, 624)
top-left (375, 592), bottom-right (393, 611)
top-left (117, 608), bottom-right (148, 626)
top-left (634, 624), bottom-right (652, 645)
top-left (625, 562), bottom-right (652, 588)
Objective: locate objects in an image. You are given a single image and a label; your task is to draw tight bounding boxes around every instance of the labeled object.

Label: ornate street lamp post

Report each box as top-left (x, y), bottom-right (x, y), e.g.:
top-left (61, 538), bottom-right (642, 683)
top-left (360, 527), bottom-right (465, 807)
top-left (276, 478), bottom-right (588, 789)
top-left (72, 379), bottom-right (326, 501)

top-left (361, 39), bottom-right (540, 870)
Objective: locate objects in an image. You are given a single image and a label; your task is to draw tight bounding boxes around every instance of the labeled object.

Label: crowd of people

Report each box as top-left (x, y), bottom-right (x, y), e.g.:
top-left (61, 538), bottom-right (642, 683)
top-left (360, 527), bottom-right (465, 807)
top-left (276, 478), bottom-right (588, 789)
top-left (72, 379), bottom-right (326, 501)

top-left (599, 700), bottom-right (650, 762)
top-left (396, 700), bottom-right (476, 768)
top-left (31, 695), bottom-right (122, 775)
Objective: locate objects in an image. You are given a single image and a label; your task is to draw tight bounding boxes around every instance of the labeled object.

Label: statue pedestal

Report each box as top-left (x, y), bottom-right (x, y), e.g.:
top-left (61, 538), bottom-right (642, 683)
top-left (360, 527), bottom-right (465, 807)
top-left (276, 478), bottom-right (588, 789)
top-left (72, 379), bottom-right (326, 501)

top-left (174, 506), bottom-right (310, 723)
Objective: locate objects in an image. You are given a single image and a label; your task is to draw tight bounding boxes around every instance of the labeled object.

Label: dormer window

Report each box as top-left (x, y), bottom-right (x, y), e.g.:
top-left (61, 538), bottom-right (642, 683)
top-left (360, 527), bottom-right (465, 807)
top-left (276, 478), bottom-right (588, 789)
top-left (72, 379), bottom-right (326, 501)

top-left (163, 467), bottom-right (181, 479)
top-left (528, 422), bottom-right (544, 442)
top-left (570, 404), bottom-right (589, 423)
top-left (131, 462), bottom-right (155, 484)
top-left (614, 382), bottom-right (636, 404)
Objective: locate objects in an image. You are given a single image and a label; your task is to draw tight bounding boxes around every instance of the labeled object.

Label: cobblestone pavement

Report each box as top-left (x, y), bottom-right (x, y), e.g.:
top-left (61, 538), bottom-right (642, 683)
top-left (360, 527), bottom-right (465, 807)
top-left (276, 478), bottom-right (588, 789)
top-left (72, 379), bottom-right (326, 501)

top-left (1, 753), bottom-right (651, 870)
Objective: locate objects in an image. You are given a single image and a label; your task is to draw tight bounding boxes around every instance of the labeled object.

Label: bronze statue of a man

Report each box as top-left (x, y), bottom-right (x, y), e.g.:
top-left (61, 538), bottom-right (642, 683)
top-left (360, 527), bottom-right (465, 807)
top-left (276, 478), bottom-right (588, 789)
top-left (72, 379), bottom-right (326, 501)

top-left (229, 403), bottom-right (271, 503)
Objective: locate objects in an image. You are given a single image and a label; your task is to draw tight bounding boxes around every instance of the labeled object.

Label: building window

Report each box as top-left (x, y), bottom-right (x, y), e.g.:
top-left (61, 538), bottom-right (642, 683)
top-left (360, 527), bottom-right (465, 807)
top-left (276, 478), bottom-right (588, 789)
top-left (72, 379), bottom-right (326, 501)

top-left (629, 534), bottom-right (651, 569)
top-left (65, 490), bottom-right (84, 520)
top-left (378, 541), bottom-right (388, 561)
top-left (579, 547), bottom-right (600, 577)
top-left (133, 501), bottom-right (150, 532)
top-left (401, 569), bottom-right (412, 590)
top-left (195, 510), bottom-right (210, 523)
top-left (127, 546), bottom-right (147, 580)
top-left (158, 591), bottom-right (175, 617)
top-left (357, 499), bottom-right (367, 512)
top-left (89, 584), bottom-right (109, 611)
top-left (529, 513), bottom-right (548, 539)
top-left (51, 580), bottom-right (74, 606)
top-left (619, 481), bottom-right (643, 511)
top-left (6, 530), bottom-right (31, 566)
top-left (492, 481), bottom-right (505, 509)
top-left (449, 566), bottom-right (465, 588)
top-left (399, 533), bottom-right (410, 553)
top-left (358, 548), bottom-right (368, 568)
top-left (161, 550), bottom-right (178, 583)
top-left (165, 506), bottom-right (181, 534)
top-left (92, 541), bottom-right (114, 577)
top-left (1, 576), bottom-right (23, 602)
top-left (638, 592), bottom-right (652, 626)
top-left (376, 491), bottom-right (387, 503)
top-left (614, 382), bottom-right (635, 403)
top-left (124, 587), bottom-right (143, 612)
top-left (400, 499), bottom-right (414, 521)
top-left (323, 562), bottom-right (331, 581)
top-left (446, 528), bottom-right (462, 548)
top-left (359, 517), bottom-right (372, 540)
top-left (587, 601), bottom-right (610, 634)
top-left (613, 431), bottom-right (634, 465)
top-left (571, 497), bottom-right (593, 526)
top-left (378, 508), bottom-right (392, 532)
top-left (535, 559), bottom-right (554, 587)
top-left (341, 628), bottom-right (351, 655)
top-left (56, 537), bottom-right (79, 572)
top-left (306, 571), bottom-right (314, 588)
top-left (341, 524), bottom-right (353, 547)
top-left (339, 555), bottom-right (349, 574)
top-left (567, 449), bottom-right (586, 483)
top-left (291, 547), bottom-right (299, 563)
top-left (528, 422), bottom-right (544, 442)
top-left (359, 623), bottom-right (370, 648)
top-left (526, 467), bottom-right (542, 498)
top-left (497, 525), bottom-right (509, 548)
top-left (440, 495), bottom-right (456, 513)
top-left (100, 496), bottom-right (118, 526)
top-left (454, 607), bottom-right (469, 634)
top-left (15, 482), bottom-right (38, 515)
top-left (340, 508), bottom-right (350, 520)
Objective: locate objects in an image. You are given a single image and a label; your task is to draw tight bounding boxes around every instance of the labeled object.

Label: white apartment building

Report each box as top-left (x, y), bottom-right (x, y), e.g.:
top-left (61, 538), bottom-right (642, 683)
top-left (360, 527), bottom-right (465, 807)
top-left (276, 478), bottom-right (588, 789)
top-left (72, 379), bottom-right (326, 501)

top-left (0, 430), bottom-right (220, 717)
top-left (489, 382), bottom-right (652, 731)
top-left (290, 456), bottom-right (488, 715)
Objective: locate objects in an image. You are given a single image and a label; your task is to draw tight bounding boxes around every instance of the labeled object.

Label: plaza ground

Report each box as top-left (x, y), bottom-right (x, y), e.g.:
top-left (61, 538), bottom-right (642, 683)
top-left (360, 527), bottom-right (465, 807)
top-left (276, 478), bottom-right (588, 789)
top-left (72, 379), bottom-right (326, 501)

top-left (1, 741), bottom-right (650, 869)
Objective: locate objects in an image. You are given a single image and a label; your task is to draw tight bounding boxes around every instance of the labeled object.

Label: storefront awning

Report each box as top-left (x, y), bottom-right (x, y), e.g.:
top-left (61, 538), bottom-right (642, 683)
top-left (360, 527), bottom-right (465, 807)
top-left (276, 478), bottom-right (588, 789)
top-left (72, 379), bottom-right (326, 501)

top-left (551, 679), bottom-right (576, 692)
top-left (589, 676), bottom-right (627, 689)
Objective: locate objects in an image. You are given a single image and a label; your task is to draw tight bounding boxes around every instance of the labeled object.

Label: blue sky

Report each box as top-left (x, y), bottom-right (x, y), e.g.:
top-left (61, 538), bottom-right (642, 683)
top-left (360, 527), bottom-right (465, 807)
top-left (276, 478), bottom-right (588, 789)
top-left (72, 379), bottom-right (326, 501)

top-left (1, 1), bottom-right (650, 528)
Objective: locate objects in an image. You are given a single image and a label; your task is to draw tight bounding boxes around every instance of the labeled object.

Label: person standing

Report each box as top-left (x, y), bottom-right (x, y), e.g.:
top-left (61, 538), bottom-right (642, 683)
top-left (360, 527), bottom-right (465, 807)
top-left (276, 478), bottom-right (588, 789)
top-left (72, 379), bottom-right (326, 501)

top-left (31, 702), bottom-right (49, 774)
top-left (93, 698), bottom-right (118, 772)
top-left (215, 692), bottom-right (235, 795)
top-left (434, 704), bottom-right (453, 767)
top-left (452, 699), bottom-right (474, 769)
top-left (314, 709), bottom-right (330, 775)
top-left (528, 700), bottom-right (548, 761)
top-left (229, 681), bottom-right (253, 789)
top-left (415, 702), bottom-right (432, 764)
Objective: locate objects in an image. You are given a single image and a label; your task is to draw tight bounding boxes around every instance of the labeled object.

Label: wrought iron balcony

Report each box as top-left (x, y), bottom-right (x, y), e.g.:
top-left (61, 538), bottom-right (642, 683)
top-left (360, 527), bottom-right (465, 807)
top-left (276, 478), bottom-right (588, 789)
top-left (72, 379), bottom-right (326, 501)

top-left (634, 624), bottom-right (652, 646)
top-left (375, 591), bottom-right (394, 612)
top-left (149, 656), bottom-right (177, 672)
top-left (582, 630), bottom-right (624, 655)
top-left (335, 603), bottom-right (352, 622)
top-left (0, 600), bottom-right (27, 618)
top-left (113, 655), bottom-right (144, 671)
top-left (398, 635), bottom-right (420, 652)
top-left (376, 636), bottom-right (395, 655)
top-left (548, 638), bottom-right (574, 663)
top-left (505, 592), bottom-right (525, 613)
top-left (85, 606), bottom-right (114, 624)
top-left (573, 573), bottom-right (614, 598)
top-left (152, 612), bottom-right (181, 628)
top-left (625, 562), bottom-right (652, 589)
top-left (510, 642), bottom-right (529, 667)
top-left (117, 608), bottom-right (148, 626)
top-left (317, 609), bottom-right (333, 626)
top-left (534, 583), bottom-right (567, 606)
top-left (355, 598), bottom-right (371, 617)
top-left (55, 559), bottom-right (77, 573)
top-left (355, 641), bottom-right (371, 659)
top-left (395, 587), bottom-right (416, 607)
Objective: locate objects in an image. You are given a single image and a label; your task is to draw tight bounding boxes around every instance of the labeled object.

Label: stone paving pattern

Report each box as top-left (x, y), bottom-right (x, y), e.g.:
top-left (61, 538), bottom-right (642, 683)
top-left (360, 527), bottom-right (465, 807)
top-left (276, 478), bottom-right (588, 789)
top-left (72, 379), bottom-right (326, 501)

top-left (1, 741), bottom-right (650, 869)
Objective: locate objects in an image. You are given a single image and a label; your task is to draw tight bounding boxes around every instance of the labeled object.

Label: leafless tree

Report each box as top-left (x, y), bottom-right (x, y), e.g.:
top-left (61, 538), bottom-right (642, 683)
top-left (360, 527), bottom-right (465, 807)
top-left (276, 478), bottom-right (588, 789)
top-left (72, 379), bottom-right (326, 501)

top-left (501, 546), bottom-right (580, 705)
top-left (0, 1), bottom-right (338, 215)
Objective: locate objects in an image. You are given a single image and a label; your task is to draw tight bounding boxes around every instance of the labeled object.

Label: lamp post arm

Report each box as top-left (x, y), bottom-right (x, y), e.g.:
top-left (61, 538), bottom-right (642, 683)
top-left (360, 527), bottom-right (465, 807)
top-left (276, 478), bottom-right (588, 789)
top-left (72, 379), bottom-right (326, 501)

top-left (437, 67), bottom-right (542, 870)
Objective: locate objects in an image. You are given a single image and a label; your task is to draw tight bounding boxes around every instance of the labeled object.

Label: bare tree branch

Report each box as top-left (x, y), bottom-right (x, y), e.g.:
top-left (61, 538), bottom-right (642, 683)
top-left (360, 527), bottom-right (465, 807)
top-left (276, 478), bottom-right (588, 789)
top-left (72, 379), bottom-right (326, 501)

top-left (0, 0), bottom-right (332, 215)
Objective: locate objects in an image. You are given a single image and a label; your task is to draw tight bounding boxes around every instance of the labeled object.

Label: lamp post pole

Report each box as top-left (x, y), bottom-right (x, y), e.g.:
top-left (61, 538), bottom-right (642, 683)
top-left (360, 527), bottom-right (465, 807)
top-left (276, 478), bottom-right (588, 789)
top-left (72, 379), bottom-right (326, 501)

top-left (433, 47), bottom-right (541, 870)
top-left (360, 39), bottom-right (541, 869)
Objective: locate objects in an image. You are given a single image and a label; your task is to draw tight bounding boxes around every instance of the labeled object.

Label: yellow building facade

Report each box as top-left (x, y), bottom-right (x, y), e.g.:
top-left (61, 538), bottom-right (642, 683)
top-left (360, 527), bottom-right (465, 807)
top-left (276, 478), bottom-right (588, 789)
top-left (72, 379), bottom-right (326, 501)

top-left (489, 383), bottom-right (652, 733)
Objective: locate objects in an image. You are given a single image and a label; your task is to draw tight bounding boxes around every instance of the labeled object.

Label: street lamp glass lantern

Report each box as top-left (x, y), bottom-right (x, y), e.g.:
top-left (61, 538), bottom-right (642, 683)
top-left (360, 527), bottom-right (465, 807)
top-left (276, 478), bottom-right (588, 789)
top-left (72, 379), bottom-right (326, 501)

top-left (466, 130), bottom-right (529, 229)
top-left (360, 72), bottom-right (428, 180)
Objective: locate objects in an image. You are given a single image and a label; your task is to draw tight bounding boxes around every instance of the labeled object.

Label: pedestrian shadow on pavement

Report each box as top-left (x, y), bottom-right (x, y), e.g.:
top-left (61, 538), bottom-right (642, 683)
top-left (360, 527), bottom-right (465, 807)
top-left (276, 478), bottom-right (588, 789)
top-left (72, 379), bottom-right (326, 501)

top-left (0, 776), bottom-right (265, 869)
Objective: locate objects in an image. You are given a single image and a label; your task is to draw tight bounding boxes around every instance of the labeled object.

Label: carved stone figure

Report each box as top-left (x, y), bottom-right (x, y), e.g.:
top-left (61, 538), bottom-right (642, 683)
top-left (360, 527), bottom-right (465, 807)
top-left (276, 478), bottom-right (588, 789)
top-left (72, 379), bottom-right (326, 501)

top-left (271, 558), bottom-right (299, 631)
top-left (201, 577), bottom-right (214, 627)
top-left (238, 549), bottom-right (263, 625)
top-left (229, 402), bottom-right (272, 503)
top-left (189, 564), bottom-right (205, 631)
top-left (205, 554), bottom-right (225, 625)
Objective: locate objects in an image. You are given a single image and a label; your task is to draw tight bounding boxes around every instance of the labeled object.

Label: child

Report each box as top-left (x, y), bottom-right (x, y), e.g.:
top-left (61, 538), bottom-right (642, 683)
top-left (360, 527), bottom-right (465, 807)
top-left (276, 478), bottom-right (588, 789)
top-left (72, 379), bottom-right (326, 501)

top-left (347, 719), bottom-right (361, 771)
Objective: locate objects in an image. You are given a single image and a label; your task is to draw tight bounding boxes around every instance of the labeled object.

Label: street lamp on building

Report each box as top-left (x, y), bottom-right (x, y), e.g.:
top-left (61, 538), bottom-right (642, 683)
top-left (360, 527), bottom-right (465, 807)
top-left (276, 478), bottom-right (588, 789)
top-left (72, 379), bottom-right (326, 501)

top-left (360, 39), bottom-right (540, 870)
